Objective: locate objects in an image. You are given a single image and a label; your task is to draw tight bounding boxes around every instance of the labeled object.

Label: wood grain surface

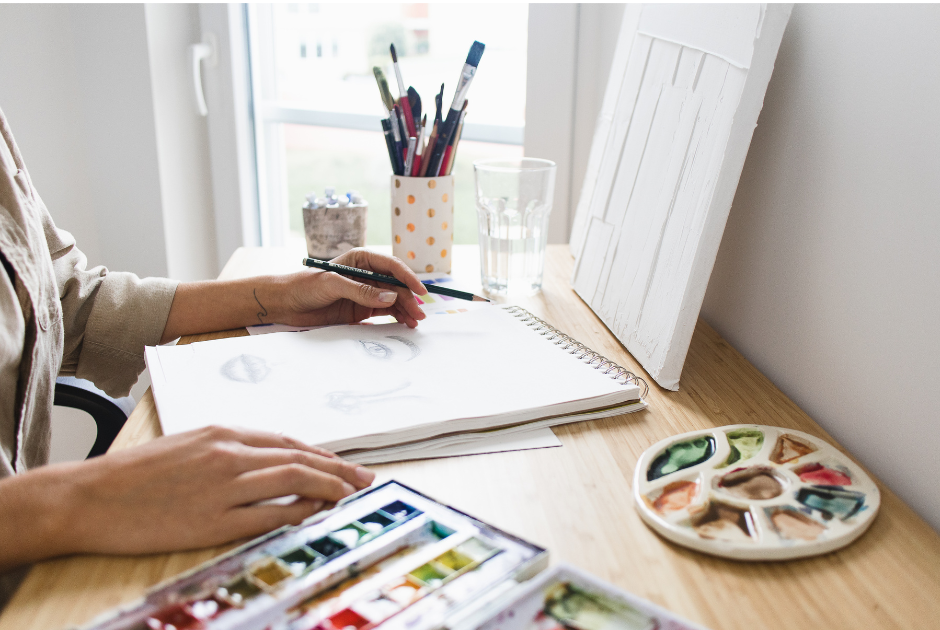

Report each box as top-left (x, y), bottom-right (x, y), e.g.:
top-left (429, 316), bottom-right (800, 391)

top-left (1, 245), bottom-right (938, 630)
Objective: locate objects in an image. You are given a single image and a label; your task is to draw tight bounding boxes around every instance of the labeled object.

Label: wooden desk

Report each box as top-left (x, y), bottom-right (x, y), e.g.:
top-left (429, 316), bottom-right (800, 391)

top-left (3, 245), bottom-right (939, 629)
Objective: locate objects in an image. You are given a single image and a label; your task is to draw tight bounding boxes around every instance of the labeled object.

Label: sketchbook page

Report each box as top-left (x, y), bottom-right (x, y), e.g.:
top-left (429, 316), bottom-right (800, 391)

top-left (150, 307), bottom-right (638, 452)
top-left (247, 274), bottom-right (488, 335)
top-left (348, 427), bottom-right (561, 466)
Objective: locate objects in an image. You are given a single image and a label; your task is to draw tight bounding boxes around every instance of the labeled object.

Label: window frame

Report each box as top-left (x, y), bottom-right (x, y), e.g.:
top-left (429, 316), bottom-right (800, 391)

top-left (201, 3), bottom-right (582, 253)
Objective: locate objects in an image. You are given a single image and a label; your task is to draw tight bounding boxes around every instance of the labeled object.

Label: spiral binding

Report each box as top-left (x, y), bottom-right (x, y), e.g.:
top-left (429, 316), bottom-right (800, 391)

top-left (503, 306), bottom-right (649, 399)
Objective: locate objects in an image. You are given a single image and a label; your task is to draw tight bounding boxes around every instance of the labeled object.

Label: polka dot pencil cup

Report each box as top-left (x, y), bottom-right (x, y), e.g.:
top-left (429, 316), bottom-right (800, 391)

top-left (391, 175), bottom-right (454, 274)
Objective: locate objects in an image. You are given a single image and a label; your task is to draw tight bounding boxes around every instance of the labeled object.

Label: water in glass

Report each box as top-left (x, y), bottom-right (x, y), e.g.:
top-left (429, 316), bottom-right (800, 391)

top-left (474, 158), bottom-right (556, 296)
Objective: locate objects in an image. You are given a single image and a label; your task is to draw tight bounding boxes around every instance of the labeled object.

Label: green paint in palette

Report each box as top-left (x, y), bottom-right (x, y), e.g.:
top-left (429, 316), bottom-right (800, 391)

top-left (719, 429), bottom-right (764, 467)
top-left (647, 436), bottom-right (715, 481)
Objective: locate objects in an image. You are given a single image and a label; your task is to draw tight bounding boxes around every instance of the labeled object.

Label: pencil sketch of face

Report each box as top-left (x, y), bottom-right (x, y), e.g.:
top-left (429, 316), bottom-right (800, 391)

top-left (385, 335), bottom-right (420, 361)
top-left (356, 336), bottom-right (421, 362)
top-left (326, 381), bottom-right (422, 414)
top-left (221, 354), bottom-right (271, 383)
top-left (358, 339), bottom-right (392, 360)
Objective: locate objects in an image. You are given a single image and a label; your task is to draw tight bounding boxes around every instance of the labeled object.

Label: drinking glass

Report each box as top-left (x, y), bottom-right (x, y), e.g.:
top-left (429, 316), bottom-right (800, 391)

top-left (473, 158), bottom-right (556, 296)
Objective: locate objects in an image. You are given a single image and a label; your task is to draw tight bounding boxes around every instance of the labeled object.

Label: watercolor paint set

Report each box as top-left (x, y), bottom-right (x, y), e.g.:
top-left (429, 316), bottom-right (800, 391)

top-left (634, 425), bottom-right (880, 560)
top-left (78, 481), bottom-right (703, 630)
top-left (80, 481), bottom-right (544, 630)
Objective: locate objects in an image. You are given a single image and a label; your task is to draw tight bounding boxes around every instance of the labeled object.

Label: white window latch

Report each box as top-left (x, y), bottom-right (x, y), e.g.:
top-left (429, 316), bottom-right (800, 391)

top-left (190, 33), bottom-right (218, 117)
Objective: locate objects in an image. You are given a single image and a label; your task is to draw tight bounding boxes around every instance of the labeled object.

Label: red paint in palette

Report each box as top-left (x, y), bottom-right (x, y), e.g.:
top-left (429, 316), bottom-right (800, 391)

top-left (145, 604), bottom-right (203, 630)
top-left (321, 608), bottom-right (370, 630)
top-left (796, 463), bottom-right (851, 486)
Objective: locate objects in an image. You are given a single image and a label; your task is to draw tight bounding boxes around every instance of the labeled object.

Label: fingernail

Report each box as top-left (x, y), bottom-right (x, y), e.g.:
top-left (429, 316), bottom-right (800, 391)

top-left (356, 466), bottom-right (375, 484)
top-left (379, 291), bottom-right (397, 303)
top-left (311, 499), bottom-right (324, 512)
top-left (342, 482), bottom-right (356, 496)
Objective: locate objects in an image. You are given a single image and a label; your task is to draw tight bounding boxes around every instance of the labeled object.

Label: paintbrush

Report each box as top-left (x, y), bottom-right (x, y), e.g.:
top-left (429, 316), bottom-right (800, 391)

top-left (426, 41), bottom-right (484, 177)
top-left (372, 67), bottom-right (395, 114)
top-left (446, 109), bottom-right (468, 176)
top-left (390, 44), bottom-right (416, 138)
top-left (303, 258), bottom-right (490, 302)
top-left (434, 83), bottom-right (444, 126)
top-left (420, 86), bottom-right (444, 176)
top-left (419, 120), bottom-right (438, 177)
top-left (408, 86), bottom-right (421, 128)
top-left (440, 100), bottom-right (468, 177)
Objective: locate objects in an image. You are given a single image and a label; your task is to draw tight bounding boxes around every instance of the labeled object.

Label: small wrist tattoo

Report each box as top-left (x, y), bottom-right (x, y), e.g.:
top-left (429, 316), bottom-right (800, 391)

top-left (253, 288), bottom-right (269, 324)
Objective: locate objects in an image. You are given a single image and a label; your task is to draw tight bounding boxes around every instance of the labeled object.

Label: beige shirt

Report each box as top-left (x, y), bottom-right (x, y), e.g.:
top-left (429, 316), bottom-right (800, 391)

top-left (0, 107), bottom-right (178, 605)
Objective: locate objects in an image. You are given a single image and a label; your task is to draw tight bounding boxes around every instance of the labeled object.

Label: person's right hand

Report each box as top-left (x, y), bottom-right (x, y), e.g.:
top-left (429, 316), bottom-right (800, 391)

top-left (0, 426), bottom-right (374, 570)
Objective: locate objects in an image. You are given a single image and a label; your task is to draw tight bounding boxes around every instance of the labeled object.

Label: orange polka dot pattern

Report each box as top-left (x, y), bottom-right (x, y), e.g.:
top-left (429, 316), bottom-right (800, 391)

top-left (391, 174), bottom-right (454, 274)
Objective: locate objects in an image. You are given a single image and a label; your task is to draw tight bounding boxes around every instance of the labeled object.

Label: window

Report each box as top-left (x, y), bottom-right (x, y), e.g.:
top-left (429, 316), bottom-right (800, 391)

top-left (246, 3), bottom-right (527, 248)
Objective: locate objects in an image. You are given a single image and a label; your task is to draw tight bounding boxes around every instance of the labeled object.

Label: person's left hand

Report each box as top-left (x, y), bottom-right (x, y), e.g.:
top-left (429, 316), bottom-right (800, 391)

top-left (275, 249), bottom-right (428, 328)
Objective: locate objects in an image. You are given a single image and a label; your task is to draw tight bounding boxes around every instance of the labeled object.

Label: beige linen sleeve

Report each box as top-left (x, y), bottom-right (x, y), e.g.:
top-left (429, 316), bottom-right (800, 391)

top-left (41, 203), bottom-right (178, 398)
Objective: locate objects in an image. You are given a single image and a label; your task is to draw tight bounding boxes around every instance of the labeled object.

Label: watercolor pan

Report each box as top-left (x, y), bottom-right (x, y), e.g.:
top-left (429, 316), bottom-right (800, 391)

top-left (634, 425), bottom-right (881, 560)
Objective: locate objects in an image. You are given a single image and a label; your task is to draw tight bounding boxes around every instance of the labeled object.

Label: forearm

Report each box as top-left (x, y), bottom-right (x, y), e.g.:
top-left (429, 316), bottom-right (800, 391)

top-left (0, 465), bottom-right (76, 571)
top-left (160, 276), bottom-right (288, 344)
top-left (159, 249), bottom-right (428, 344)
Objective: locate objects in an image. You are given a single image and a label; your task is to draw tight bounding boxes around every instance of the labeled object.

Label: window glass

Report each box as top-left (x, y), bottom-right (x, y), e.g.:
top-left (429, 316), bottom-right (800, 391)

top-left (256, 3), bottom-right (528, 248)
top-left (269, 3), bottom-right (528, 127)
top-left (284, 125), bottom-right (522, 246)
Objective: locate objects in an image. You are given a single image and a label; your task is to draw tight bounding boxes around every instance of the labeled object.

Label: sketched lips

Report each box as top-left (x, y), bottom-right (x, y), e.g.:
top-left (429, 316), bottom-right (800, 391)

top-left (220, 354), bottom-right (271, 384)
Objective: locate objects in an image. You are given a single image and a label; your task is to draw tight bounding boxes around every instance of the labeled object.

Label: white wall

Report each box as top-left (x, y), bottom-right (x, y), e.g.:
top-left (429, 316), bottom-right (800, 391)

top-left (1, 4), bottom-right (225, 462)
top-left (0, 4), bottom-right (223, 282)
top-left (0, 4), bottom-right (168, 279)
top-left (701, 4), bottom-right (940, 531)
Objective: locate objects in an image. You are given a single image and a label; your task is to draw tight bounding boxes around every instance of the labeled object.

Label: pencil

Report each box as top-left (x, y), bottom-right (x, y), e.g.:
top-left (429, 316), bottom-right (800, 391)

top-left (302, 258), bottom-right (491, 302)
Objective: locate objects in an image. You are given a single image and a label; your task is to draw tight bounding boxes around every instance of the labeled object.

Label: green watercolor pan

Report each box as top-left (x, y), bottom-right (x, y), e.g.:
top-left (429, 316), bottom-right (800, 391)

top-left (634, 425), bottom-right (881, 560)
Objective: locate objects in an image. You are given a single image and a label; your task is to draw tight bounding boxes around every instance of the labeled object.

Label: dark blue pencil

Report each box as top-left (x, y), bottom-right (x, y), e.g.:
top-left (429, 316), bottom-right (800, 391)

top-left (302, 258), bottom-right (490, 302)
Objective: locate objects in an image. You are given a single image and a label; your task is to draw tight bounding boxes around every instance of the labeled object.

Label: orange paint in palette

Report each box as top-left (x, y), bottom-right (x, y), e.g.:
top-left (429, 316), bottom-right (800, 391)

top-left (81, 482), bottom-right (546, 630)
top-left (648, 480), bottom-right (699, 514)
top-left (634, 425), bottom-right (881, 560)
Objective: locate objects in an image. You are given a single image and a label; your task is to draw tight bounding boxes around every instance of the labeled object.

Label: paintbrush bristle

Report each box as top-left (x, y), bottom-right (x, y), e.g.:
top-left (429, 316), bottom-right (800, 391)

top-left (466, 41), bottom-right (485, 67)
top-left (373, 67), bottom-right (395, 111)
top-left (390, 43), bottom-right (398, 63)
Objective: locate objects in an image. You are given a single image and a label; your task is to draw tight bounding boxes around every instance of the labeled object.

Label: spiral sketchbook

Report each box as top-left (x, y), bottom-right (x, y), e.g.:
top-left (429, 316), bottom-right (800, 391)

top-left (145, 306), bottom-right (647, 457)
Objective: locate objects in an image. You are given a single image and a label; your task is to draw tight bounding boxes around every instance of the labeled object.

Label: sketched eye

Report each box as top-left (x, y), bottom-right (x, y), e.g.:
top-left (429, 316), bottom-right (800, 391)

top-left (386, 335), bottom-right (421, 361)
top-left (358, 340), bottom-right (392, 359)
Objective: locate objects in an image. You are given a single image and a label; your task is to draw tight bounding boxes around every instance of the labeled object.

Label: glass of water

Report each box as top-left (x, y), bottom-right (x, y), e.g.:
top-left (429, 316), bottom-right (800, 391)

top-left (474, 158), bottom-right (556, 296)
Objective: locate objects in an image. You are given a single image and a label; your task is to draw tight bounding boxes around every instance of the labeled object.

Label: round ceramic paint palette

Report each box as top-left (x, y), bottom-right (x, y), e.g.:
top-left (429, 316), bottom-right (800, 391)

top-left (633, 425), bottom-right (880, 560)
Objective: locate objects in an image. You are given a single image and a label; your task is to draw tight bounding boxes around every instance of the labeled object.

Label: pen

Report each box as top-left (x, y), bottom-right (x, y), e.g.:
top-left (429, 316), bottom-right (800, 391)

top-left (412, 115), bottom-right (426, 176)
top-left (388, 107), bottom-right (405, 175)
top-left (380, 119), bottom-right (398, 175)
top-left (404, 136), bottom-right (417, 176)
top-left (302, 258), bottom-right (491, 302)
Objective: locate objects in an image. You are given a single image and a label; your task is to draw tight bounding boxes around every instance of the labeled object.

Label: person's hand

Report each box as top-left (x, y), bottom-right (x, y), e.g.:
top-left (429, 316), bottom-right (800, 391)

top-left (275, 248), bottom-right (428, 328)
top-left (0, 426), bottom-right (375, 568)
